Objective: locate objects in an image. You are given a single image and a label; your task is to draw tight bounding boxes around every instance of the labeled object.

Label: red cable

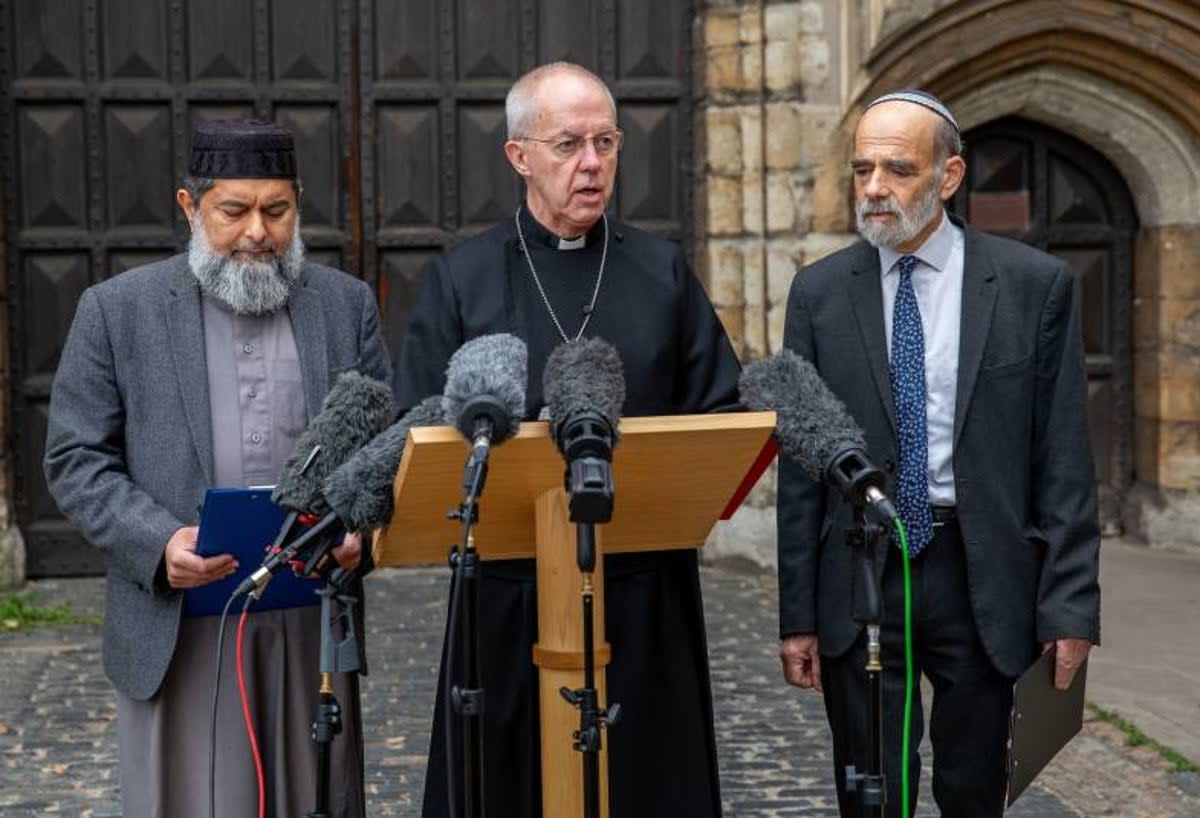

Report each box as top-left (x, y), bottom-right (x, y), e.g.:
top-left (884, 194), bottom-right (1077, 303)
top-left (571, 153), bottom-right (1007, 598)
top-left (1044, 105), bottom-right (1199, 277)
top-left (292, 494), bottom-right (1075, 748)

top-left (236, 609), bottom-right (266, 818)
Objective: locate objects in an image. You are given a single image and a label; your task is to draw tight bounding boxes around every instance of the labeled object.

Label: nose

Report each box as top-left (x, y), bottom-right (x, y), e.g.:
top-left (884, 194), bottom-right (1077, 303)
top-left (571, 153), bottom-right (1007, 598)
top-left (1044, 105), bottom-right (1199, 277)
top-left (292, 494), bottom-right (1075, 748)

top-left (243, 210), bottom-right (268, 244)
top-left (577, 138), bottom-right (602, 171)
top-left (863, 168), bottom-right (888, 200)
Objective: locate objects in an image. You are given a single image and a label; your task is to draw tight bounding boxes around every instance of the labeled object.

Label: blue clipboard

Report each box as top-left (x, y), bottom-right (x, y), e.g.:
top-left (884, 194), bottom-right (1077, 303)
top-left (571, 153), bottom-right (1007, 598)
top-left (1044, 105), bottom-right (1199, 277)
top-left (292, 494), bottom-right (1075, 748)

top-left (183, 487), bottom-right (324, 618)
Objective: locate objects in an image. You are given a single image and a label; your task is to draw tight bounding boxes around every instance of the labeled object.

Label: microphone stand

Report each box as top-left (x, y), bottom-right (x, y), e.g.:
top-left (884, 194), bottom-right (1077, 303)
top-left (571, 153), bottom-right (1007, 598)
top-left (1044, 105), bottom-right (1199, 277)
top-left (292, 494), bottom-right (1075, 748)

top-left (307, 565), bottom-right (363, 818)
top-left (557, 449), bottom-right (621, 818)
top-left (447, 436), bottom-right (489, 818)
top-left (558, 521), bottom-right (620, 818)
top-left (826, 449), bottom-right (895, 818)
top-left (843, 505), bottom-right (886, 818)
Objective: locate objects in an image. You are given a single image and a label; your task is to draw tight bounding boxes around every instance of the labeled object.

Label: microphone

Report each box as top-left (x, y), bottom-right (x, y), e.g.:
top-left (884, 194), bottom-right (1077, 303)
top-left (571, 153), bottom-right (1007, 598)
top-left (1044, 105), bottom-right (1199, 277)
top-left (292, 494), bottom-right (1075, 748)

top-left (738, 348), bottom-right (898, 523)
top-left (543, 337), bottom-right (625, 534)
top-left (238, 372), bottom-right (395, 597)
top-left (272, 371), bottom-right (396, 517)
top-left (441, 333), bottom-right (527, 499)
top-left (323, 395), bottom-right (447, 533)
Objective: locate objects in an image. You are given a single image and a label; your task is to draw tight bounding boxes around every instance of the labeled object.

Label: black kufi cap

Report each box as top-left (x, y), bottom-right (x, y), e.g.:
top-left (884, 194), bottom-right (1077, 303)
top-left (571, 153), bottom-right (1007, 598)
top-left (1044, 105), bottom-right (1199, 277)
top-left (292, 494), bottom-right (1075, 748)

top-left (188, 119), bottom-right (297, 179)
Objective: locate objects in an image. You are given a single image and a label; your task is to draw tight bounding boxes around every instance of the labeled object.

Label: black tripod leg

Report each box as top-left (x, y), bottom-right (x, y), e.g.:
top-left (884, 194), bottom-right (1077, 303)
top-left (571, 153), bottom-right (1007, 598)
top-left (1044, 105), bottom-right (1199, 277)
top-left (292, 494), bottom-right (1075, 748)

top-left (582, 581), bottom-right (600, 818)
top-left (451, 542), bottom-right (485, 818)
top-left (844, 510), bottom-right (887, 818)
top-left (307, 682), bottom-right (341, 818)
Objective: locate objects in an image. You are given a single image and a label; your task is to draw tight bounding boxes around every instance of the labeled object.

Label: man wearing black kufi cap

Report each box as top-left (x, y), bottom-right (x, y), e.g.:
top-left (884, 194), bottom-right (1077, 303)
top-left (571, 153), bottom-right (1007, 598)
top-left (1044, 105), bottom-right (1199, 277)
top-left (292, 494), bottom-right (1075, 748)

top-left (44, 120), bottom-right (390, 817)
top-left (776, 91), bottom-right (1100, 816)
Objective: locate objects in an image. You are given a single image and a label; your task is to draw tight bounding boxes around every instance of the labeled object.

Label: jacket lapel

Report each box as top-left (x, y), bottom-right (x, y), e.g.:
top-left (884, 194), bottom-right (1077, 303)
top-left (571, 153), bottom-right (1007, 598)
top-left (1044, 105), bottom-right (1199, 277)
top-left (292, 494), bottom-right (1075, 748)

top-left (165, 260), bottom-right (214, 485)
top-left (287, 266), bottom-right (330, 423)
top-left (954, 228), bottom-right (998, 449)
top-left (848, 244), bottom-right (896, 434)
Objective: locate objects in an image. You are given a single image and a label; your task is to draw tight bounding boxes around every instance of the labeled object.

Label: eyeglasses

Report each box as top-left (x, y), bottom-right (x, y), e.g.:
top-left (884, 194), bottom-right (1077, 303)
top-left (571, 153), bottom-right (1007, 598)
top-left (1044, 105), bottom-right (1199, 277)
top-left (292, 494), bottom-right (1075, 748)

top-left (519, 129), bottom-right (623, 159)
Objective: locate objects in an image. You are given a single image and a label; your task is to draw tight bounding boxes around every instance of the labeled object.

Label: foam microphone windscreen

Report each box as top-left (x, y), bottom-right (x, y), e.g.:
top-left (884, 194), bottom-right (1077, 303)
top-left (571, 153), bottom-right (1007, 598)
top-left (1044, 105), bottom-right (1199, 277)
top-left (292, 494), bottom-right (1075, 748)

top-left (542, 337), bottom-right (625, 442)
top-left (323, 394), bottom-right (446, 532)
top-left (272, 371), bottom-right (395, 516)
top-left (441, 333), bottom-right (527, 444)
top-left (738, 348), bottom-right (867, 482)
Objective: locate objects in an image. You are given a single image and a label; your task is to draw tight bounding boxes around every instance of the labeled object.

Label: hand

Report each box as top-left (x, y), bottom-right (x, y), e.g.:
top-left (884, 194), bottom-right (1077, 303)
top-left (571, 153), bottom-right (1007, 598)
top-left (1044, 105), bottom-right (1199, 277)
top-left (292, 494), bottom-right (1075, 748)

top-left (780, 634), bottom-right (823, 692)
top-left (164, 526), bottom-right (237, 589)
top-left (330, 531), bottom-right (363, 573)
top-left (1043, 638), bottom-right (1092, 690)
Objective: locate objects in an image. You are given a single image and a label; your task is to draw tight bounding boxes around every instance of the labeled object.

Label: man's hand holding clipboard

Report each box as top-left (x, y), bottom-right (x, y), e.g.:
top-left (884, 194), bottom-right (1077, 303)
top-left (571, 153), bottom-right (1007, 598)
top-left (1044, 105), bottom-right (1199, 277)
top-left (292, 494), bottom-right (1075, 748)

top-left (1007, 641), bottom-right (1091, 806)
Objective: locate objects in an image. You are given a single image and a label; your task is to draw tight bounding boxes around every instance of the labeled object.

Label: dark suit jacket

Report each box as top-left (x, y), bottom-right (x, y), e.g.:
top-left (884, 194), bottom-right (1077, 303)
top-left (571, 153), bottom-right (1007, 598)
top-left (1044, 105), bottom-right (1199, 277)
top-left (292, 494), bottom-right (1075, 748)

top-left (43, 254), bottom-right (391, 700)
top-left (776, 225), bottom-right (1101, 677)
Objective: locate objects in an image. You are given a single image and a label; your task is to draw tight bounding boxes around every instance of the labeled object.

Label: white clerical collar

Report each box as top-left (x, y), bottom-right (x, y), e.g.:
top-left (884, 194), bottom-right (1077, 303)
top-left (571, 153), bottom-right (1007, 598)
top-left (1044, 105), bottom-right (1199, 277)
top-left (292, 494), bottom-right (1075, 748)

top-left (557, 235), bottom-right (587, 251)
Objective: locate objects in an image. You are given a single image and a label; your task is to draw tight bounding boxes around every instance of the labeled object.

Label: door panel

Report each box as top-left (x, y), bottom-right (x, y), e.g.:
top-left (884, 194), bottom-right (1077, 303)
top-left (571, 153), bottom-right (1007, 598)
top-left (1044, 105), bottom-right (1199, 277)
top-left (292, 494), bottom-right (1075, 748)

top-left (18, 105), bottom-right (88, 232)
top-left (3, 0), bottom-right (354, 575)
top-left (3, 0), bottom-right (694, 575)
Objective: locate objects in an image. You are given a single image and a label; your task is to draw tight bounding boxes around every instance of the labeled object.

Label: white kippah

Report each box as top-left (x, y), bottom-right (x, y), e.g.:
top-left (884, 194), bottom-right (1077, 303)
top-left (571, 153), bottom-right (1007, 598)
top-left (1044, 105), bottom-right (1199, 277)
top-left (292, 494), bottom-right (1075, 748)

top-left (866, 90), bottom-right (959, 133)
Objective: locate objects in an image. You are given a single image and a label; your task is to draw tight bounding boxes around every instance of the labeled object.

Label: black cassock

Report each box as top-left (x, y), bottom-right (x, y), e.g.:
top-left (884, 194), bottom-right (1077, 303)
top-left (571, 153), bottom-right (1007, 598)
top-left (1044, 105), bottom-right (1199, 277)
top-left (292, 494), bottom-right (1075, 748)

top-left (396, 207), bottom-right (741, 818)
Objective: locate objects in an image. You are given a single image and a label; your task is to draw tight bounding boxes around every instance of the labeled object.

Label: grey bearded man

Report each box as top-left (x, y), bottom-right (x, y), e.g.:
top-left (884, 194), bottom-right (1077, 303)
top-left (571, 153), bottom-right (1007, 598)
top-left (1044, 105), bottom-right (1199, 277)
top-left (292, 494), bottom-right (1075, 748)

top-left (776, 91), bottom-right (1101, 818)
top-left (394, 62), bottom-right (743, 817)
top-left (44, 120), bottom-right (390, 818)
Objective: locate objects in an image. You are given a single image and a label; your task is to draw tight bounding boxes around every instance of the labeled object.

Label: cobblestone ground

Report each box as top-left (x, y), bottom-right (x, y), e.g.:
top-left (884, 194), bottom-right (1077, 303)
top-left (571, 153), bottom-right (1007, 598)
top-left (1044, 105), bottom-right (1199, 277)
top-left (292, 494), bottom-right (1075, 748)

top-left (2, 568), bottom-right (1198, 817)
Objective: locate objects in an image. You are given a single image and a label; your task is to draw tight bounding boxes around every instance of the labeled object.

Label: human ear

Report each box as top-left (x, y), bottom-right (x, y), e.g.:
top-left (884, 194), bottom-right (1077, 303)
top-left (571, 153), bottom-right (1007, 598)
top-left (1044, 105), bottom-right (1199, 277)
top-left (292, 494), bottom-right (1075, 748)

top-left (504, 140), bottom-right (532, 178)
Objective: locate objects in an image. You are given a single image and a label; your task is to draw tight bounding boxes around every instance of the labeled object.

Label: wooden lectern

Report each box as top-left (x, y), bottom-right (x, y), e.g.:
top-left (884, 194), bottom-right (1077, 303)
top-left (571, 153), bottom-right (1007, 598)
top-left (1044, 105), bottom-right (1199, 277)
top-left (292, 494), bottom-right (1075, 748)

top-left (374, 411), bottom-right (777, 818)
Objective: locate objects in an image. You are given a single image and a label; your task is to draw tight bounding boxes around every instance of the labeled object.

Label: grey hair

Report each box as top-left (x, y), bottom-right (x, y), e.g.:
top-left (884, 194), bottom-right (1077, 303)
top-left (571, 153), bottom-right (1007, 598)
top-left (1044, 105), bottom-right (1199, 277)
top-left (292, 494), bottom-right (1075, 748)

top-left (934, 118), bottom-right (964, 163)
top-left (182, 175), bottom-right (216, 202)
top-left (505, 62), bottom-right (617, 139)
top-left (180, 174), bottom-right (303, 203)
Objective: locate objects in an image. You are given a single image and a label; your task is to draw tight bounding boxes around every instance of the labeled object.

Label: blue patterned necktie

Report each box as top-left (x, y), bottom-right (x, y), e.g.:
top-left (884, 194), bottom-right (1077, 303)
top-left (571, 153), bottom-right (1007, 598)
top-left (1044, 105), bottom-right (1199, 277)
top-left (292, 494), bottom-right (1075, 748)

top-left (890, 255), bottom-right (933, 555)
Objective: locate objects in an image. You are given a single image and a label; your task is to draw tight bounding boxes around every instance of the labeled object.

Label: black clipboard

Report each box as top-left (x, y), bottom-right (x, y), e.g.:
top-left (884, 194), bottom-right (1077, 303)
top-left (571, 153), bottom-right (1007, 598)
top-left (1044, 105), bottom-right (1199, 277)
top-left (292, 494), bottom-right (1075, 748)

top-left (1007, 649), bottom-right (1087, 806)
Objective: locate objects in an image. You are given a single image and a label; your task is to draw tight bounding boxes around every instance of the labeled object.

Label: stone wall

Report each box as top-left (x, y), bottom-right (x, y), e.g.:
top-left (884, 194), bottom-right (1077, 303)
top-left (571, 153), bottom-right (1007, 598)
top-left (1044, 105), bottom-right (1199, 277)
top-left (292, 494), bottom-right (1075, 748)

top-left (696, 0), bottom-right (859, 567)
top-left (1131, 225), bottom-right (1200, 548)
top-left (1133, 226), bottom-right (1200, 493)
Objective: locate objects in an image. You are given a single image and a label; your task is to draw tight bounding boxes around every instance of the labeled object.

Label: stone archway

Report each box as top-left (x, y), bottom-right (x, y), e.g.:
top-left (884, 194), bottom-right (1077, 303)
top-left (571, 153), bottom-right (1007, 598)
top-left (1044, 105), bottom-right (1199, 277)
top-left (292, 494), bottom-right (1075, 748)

top-left (801, 2), bottom-right (1200, 544)
top-left (950, 66), bottom-right (1200, 229)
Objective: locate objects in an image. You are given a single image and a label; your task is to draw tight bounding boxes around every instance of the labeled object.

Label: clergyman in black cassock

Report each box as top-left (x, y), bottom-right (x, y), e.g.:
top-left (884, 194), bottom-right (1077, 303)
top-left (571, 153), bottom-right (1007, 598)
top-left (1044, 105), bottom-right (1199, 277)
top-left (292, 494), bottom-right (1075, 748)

top-left (394, 62), bottom-right (742, 818)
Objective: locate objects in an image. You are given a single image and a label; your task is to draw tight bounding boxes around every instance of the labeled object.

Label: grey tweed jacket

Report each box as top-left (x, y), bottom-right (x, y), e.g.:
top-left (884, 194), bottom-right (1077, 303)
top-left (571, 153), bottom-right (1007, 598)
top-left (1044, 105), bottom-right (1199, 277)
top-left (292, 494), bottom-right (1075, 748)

top-left (43, 254), bottom-right (392, 700)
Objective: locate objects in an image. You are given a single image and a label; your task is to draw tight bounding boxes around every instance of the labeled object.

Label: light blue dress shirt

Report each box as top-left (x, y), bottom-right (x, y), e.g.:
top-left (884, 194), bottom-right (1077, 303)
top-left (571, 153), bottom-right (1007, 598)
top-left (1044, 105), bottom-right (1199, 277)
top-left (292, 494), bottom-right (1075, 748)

top-left (878, 210), bottom-right (964, 506)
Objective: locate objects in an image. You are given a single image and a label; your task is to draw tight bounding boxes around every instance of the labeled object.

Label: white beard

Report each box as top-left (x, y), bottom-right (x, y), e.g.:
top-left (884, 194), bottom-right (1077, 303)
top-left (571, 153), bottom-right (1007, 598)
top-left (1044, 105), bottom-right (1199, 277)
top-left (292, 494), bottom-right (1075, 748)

top-left (187, 212), bottom-right (305, 316)
top-left (856, 172), bottom-right (945, 250)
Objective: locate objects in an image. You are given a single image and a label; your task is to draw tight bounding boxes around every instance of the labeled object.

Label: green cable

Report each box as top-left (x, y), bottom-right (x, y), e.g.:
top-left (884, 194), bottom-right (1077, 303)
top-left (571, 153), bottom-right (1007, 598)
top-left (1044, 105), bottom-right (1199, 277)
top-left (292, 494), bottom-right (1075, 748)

top-left (894, 518), bottom-right (914, 818)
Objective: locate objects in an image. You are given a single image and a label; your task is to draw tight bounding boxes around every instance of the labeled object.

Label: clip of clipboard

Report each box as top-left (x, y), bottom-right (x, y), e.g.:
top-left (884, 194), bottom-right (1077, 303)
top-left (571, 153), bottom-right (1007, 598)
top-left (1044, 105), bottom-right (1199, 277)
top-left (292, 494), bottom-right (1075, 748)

top-left (182, 487), bottom-right (324, 618)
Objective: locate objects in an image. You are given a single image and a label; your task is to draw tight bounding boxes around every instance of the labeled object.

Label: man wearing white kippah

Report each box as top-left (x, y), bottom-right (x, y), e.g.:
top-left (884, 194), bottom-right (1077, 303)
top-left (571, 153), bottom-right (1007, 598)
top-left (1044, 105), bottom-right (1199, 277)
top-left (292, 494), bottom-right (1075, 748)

top-left (776, 91), bottom-right (1101, 817)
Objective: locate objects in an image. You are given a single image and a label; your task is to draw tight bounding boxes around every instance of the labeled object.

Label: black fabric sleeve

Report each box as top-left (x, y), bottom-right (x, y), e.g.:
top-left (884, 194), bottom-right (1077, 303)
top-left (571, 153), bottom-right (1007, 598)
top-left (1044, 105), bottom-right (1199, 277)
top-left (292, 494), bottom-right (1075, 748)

top-left (393, 255), bottom-right (464, 411)
top-left (1032, 263), bottom-right (1102, 645)
top-left (356, 277), bottom-right (393, 387)
top-left (671, 246), bottom-right (742, 414)
top-left (43, 288), bottom-right (184, 595)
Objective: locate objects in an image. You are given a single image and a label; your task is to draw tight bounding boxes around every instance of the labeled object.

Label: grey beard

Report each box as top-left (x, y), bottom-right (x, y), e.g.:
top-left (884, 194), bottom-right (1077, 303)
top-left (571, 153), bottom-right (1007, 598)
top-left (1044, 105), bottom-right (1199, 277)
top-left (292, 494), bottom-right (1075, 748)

top-left (856, 173), bottom-right (945, 250)
top-left (187, 214), bottom-right (305, 316)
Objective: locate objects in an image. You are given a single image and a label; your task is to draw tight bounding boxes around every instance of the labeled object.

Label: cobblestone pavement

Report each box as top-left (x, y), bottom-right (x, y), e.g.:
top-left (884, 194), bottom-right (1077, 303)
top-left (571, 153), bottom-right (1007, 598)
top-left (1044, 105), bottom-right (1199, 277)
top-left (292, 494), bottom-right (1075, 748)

top-left (2, 567), bottom-right (1198, 817)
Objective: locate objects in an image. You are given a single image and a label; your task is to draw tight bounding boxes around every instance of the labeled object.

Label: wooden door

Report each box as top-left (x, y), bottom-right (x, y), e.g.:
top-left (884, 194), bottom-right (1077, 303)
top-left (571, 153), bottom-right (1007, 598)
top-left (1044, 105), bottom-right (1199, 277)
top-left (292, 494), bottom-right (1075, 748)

top-left (2, 0), bottom-right (695, 575)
